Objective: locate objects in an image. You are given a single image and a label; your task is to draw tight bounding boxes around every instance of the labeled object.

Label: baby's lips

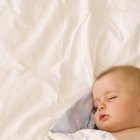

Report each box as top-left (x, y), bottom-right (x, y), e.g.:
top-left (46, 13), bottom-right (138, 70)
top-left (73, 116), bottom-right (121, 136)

top-left (99, 114), bottom-right (109, 121)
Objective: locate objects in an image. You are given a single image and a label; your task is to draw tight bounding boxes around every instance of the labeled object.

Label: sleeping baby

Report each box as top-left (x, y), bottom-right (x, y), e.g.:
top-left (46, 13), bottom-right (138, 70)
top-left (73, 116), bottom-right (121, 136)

top-left (92, 65), bottom-right (140, 140)
top-left (48, 65), bottom-right (140, 140)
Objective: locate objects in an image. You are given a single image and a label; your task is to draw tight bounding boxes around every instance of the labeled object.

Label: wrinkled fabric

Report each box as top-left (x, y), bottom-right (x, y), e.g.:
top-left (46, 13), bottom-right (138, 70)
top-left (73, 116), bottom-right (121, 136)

top-left (47, 129), bottom-right (118, 140)
top-left (49, 91), bottom-right (95, 134)
top-left (0, 0), bottom-right (140, 140)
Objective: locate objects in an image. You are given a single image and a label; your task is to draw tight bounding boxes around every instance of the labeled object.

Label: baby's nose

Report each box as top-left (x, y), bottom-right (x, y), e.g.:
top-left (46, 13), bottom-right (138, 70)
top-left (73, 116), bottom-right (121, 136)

top-left (98, 102), bottom-right (106, 111)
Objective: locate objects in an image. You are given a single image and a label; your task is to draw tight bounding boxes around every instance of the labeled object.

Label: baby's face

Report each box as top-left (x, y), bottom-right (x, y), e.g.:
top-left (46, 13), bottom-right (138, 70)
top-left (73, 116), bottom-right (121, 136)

top-left (93, 72), bottom-right (140, 132)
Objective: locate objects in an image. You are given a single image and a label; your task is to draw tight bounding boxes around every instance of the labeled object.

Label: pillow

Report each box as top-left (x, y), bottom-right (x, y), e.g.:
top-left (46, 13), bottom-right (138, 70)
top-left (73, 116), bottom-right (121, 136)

top-left (49, 91), bottom-right (96, 133)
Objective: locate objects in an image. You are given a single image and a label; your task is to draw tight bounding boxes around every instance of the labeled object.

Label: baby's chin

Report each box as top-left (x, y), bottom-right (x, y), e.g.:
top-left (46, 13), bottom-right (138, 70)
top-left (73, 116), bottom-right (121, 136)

top-left (96, 124), bottom-right (124, 132)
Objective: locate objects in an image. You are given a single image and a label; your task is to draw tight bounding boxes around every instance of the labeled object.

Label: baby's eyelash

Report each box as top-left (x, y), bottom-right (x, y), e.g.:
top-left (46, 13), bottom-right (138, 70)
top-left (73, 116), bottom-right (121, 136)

top-left (108, 96), bottom-right (117, 100)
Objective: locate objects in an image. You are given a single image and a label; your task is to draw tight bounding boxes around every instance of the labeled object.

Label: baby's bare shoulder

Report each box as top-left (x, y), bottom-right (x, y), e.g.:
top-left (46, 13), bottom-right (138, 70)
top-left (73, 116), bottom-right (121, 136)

top-left (111, 127), bottom-right (140, 140)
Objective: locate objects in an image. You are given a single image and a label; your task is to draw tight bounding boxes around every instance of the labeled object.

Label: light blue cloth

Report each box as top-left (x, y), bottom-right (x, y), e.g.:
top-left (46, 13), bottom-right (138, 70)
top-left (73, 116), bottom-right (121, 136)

top-left (49, 91), bottom-right (95, 133)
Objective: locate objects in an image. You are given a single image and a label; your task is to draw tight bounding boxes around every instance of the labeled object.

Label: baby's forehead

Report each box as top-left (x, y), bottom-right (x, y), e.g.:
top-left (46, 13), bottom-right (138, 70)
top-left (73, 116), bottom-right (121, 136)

top-left (93, 70), bottom-right (140, 96)
top-left (111, 70), bottom-right (140, 84)
top-left (93, 66), bottom-right (140, 91)
top-left (94, 71), bottom-right (125, 84)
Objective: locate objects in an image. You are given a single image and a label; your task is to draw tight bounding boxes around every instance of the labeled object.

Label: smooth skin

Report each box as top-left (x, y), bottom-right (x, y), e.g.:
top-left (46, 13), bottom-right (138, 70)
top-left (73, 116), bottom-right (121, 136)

top-left (92, 71), bottom-right (140, 140)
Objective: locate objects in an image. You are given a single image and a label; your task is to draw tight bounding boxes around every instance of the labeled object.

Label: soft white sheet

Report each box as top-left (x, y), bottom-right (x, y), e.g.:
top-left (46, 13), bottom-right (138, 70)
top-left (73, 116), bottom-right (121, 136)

top-left (0, 0), bottom-right (140, 140)
top-left (48, 129), bottom-right (118, 140)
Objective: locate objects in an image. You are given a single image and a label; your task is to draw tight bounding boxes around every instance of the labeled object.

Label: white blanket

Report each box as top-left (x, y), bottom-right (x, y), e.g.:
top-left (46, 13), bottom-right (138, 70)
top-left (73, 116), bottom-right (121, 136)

top-left (48, 129), bottom-right (118, 140)
top-left (0, 0), bottom-right (139, 140)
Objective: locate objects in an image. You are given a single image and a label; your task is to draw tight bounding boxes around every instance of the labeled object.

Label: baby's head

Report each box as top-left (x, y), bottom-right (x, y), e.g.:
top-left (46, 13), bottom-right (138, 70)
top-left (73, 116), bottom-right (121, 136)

top-left (92, 65), bottom-right (140, 132)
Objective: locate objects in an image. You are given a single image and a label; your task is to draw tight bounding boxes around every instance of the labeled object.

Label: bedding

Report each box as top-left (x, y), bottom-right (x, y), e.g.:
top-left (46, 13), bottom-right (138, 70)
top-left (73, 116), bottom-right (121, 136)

top-left (49, 91), bottom-right (95, 134)
top-left (0, 0), bottom-right (140, 140)
top-left (48, 129), bottom-right (118, 140)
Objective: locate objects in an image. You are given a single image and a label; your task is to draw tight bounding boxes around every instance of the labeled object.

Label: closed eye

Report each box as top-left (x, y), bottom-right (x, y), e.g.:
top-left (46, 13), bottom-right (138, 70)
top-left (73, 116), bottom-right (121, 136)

top-left (108, 96), bottom-right (117, 100)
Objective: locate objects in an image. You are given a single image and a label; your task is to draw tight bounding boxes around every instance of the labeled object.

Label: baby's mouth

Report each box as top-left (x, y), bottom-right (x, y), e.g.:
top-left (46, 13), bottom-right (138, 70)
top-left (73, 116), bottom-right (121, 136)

top-left (99, 114), bottom-right (109, 121)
